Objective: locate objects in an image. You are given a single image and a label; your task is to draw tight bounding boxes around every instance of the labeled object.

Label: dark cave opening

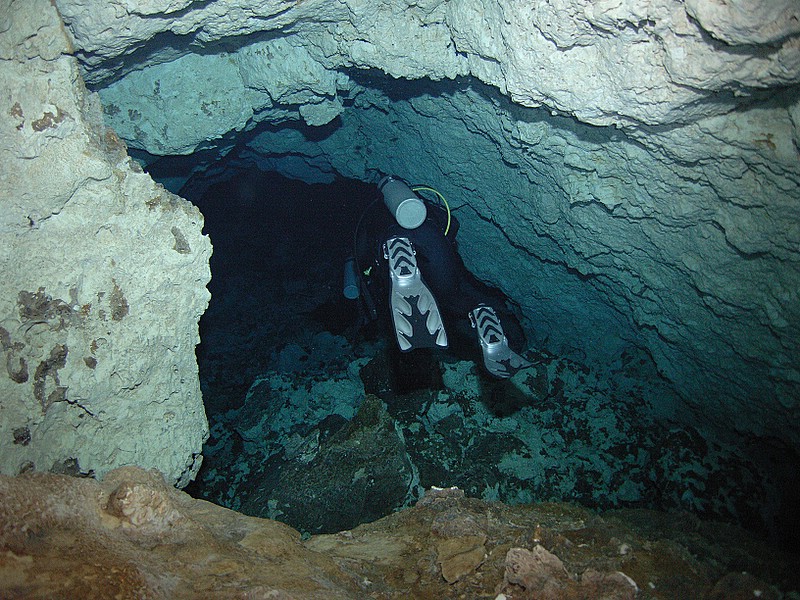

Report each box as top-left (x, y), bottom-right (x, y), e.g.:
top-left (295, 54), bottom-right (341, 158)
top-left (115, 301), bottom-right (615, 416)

top-left (137, 133), bottom-right (798, 552)
top-left (189, 171), bottom-right (377, 412)
top-left (178, 167), bottom-right (528, 531)
top-left (180, 167), bottom-right (509, 412)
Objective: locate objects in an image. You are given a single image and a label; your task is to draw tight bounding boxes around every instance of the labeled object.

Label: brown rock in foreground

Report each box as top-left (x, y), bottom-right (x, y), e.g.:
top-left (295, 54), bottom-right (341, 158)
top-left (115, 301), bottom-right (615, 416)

top-left (0, 467), bottom-right (796, 599)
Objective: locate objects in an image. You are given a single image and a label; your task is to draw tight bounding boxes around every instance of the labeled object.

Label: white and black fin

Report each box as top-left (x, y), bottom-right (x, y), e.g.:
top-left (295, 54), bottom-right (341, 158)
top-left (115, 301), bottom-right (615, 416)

top-left (470, 305), bottom-right (532, 378)
top-left (385, 237), bottom-right (448, 351)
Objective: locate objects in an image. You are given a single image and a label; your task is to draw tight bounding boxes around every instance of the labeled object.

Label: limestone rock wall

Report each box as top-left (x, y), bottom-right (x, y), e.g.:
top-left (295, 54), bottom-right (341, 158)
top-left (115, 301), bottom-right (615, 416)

top-left (55, 0), bottom-right (799, 127)
top-left (0, 0), bottom-right (212, 485)
top-left (48, 0), bottom-right (800, 451)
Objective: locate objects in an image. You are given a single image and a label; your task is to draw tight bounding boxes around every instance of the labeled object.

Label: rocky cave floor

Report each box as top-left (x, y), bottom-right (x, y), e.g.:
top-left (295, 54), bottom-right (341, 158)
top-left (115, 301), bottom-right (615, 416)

top-left (167, 174), bottom-right (800, 597)
top-left (3, 467), bottom-right (798, 600)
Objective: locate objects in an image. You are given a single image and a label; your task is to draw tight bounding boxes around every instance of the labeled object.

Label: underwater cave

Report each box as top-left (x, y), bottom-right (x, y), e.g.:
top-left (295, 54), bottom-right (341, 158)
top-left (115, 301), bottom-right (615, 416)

top-left (3, 0), bottom-right (800, 576)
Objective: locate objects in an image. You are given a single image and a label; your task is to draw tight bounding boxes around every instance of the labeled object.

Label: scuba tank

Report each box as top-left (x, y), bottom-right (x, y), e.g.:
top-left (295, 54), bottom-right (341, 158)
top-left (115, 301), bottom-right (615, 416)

top-left (378, 175), bottom-right (427, 229)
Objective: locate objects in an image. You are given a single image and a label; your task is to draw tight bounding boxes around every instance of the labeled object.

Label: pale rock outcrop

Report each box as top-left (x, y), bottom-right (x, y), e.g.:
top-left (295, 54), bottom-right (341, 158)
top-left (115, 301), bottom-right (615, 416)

top-left (684, 0), bottom-right (800, 45)
top-left (0, 0), bottom-right (211, 485)
top-left (100, 52), bottom-right (253, 155)
top-left (55, 0), bottom-right (799, 126)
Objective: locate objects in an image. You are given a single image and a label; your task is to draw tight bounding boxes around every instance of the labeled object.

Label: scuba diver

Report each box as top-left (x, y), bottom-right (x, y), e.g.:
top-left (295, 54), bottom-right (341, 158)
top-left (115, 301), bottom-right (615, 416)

top-left (344, 175), bottom-right (532, 379)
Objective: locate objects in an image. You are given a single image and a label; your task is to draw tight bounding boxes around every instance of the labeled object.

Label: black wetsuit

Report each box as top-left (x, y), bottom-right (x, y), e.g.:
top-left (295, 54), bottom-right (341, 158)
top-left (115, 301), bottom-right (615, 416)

top-left (355, 199), bottom-right (525, 353)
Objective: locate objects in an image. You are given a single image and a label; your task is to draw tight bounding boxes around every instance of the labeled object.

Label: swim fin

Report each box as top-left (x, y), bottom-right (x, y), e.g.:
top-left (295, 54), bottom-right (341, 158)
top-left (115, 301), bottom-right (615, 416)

top-left (470, 305), bottom-right (532, 378)
top-left (385, 236), bottom-right (448, 351)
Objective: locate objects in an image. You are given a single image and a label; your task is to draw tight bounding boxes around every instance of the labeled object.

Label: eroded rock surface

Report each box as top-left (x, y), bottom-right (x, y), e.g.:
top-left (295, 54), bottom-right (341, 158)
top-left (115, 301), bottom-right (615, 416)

top-left (55, 0), bottom-right (799, 128)
top-left (195, 337), bottom-right (794, 547)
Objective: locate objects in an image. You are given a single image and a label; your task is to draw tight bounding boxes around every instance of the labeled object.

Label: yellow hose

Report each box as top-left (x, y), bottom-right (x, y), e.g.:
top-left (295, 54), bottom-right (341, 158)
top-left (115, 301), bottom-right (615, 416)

top-left (412, 186), bottom-right (451, 236)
